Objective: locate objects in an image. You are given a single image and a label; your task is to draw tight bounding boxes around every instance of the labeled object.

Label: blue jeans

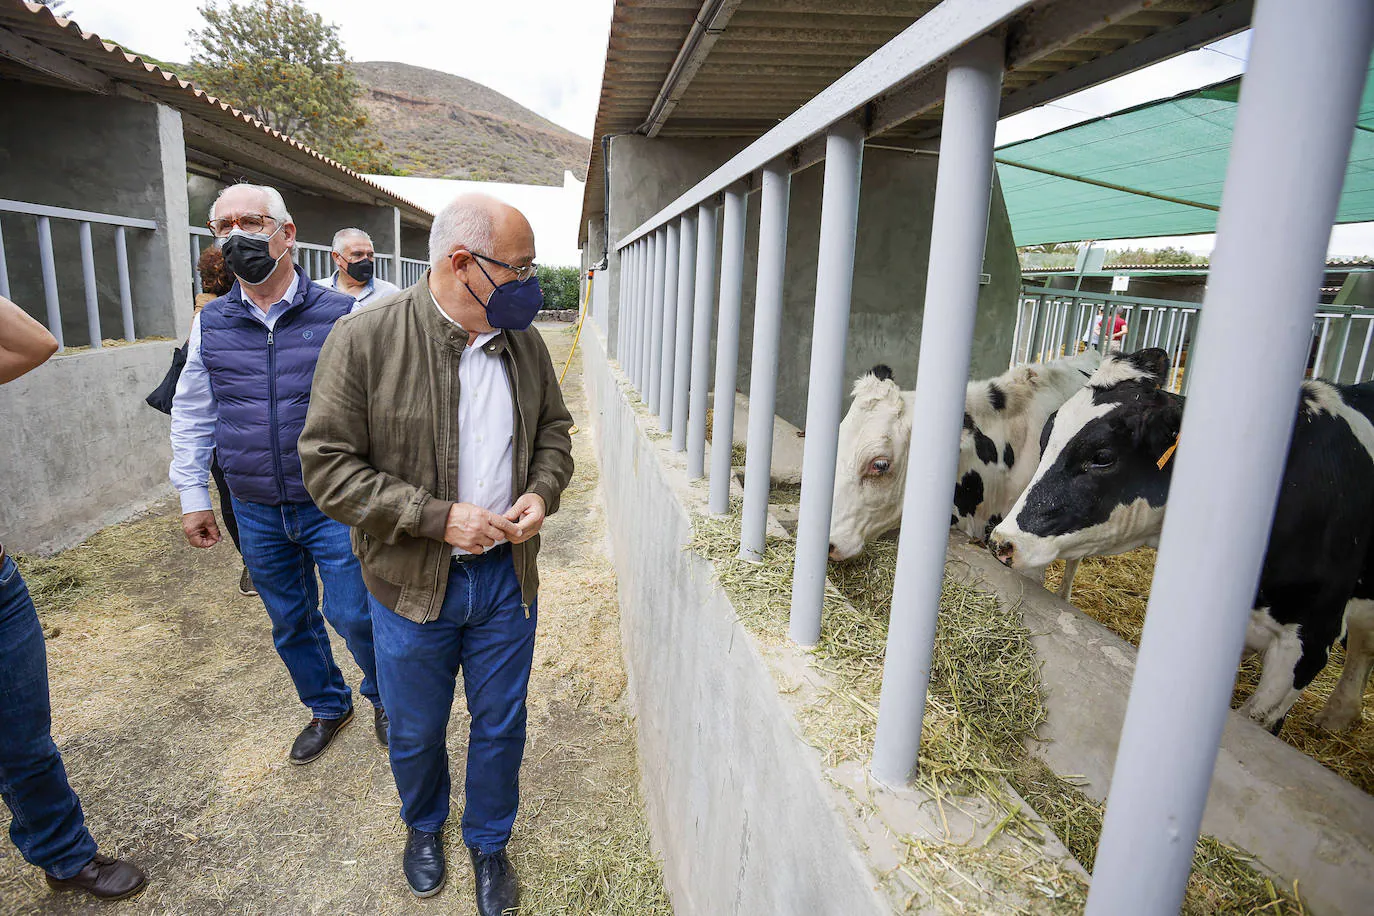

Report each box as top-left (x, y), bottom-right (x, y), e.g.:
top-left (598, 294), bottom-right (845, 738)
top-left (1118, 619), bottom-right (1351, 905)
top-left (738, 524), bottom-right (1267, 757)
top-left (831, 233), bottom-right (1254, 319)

top-left (0, 554), bottom-right (99, 879)
top-left (370, 546), bottom-right (537, 853)
top-left (232, 498), bottom-right (379, 719)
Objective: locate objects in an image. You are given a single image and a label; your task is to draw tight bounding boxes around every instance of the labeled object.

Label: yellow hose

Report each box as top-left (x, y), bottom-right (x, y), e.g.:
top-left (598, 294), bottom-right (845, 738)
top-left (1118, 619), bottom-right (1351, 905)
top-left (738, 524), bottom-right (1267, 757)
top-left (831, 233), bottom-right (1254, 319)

top-left (558, 270), bottom-right (594, 433)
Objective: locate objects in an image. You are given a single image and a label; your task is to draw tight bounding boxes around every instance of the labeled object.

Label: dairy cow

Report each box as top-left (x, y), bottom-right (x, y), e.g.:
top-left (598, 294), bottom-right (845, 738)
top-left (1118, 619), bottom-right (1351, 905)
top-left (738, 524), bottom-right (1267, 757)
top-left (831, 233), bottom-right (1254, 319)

top-left (828, 351), bottom-right (1101, 601)
top-left (990, 348), bottom-right (1374, 734)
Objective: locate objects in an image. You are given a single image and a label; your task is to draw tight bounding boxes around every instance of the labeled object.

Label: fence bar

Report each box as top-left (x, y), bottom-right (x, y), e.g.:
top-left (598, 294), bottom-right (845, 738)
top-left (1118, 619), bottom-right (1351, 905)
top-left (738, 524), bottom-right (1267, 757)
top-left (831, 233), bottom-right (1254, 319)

top-left (1085, 2), bottom-right (1374, 912)
top-left (739, 160), bottom-right (791, 561)
top-left (667, 214), bottom-right (696, 436)
top-left (1313, 316), bottom-right (1331, 376)
top-left (625, 243), bottom-right (640, 376)
top-left (115, 226), bottom-right (135, 342)
top-left (1356, 319), bottom-right (1374, 381)
top-left (653, 221), bottom-right (680, 420)
top-left (37, 216), bottom-right (62, 349)
top-left (687, 201), bottom-right (717, 471)
top-left (78, 221), bottom-right (103, 349)
top-left (789, 119), bottom-right (866, 647)
top-left (639, 233), bottom-right (657, 392)
top-left (0, 216), bottom-right (9, 300)
top-left (646, 228), bottom-right (668, 398)
top-left (869, 35), bottom-right (1004, 783)
top-left (710, 186), bottom-right (747, 509)
top-left (1333, 314), bottom-right (1354, 381)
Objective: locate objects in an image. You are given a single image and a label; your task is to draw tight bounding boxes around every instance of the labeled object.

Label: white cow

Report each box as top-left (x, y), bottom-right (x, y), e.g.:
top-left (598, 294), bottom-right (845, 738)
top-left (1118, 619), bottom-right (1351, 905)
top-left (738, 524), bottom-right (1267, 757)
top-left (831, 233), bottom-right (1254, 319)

top-left (828, 351), bottom-right (1101, 599)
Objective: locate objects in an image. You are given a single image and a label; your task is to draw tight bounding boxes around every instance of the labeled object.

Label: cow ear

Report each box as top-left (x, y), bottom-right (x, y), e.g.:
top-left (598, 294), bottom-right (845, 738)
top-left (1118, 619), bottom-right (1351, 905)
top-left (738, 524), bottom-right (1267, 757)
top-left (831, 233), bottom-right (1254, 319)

top-left (1128, 399), bottom-right (1182, 463)
top-left (1125, 348), bottom-right (1171, 387)
top-left (1012, 365), bottom-right (1039, 387)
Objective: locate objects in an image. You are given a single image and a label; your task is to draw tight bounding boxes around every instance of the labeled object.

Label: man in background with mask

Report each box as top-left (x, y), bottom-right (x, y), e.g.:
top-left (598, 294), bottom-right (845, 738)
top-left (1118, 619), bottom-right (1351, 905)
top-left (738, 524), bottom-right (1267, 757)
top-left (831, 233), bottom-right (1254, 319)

top-left (300, 193), bottom-right (573, 910)
top-left (317, 227), bottom-right (400, 306)
top-left (170, 183), bottom-right (385, 767)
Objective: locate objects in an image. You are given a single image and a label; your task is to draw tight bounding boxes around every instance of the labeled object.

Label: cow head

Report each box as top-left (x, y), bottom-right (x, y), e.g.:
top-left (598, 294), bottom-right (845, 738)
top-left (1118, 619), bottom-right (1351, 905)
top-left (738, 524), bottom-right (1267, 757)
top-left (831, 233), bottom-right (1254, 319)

top-left (953, 364), bottom-right (1043, 542)
top-left (829, 365), bottom-right (910, 560)
top-left (988, 348), bottom-right (1181, 572)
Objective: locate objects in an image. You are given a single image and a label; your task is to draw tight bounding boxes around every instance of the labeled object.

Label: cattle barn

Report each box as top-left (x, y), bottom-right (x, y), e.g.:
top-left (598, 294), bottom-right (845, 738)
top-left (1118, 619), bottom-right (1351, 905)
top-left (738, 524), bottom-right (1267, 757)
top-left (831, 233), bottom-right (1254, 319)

top-left (576, 2), bottom-right (1374, 915)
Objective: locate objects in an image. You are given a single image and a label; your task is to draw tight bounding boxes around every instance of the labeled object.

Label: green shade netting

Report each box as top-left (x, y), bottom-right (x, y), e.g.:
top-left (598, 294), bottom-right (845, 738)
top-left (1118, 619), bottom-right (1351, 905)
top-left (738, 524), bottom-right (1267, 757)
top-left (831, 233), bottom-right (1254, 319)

top-left (995, 56), bottom-right (1374, 247)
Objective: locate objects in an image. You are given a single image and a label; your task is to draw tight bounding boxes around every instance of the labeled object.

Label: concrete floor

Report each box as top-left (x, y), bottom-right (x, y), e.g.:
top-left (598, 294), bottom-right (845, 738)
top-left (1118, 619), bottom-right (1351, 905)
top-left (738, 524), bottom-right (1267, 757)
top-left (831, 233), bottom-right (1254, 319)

top-left (0, 324), bottom-right (670, 916)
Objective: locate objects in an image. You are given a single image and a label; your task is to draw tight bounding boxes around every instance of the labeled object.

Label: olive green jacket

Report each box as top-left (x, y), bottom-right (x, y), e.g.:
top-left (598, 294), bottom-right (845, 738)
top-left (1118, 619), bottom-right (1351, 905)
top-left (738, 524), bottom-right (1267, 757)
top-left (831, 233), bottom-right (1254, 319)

top-left (299, 274), bottom-right (574, 623)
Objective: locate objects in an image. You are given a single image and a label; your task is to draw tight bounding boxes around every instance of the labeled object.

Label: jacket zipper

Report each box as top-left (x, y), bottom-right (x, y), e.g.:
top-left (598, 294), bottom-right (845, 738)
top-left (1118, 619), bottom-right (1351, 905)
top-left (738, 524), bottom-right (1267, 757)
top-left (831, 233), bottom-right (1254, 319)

top-left (266, 328), bottom-right (288, 503)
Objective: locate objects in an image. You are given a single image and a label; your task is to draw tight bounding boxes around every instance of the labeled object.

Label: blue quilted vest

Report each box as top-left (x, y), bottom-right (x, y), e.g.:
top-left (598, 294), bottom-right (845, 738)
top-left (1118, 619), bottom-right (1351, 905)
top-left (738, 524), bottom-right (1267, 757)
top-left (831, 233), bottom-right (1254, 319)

top-left (199, 265), bottom-right (354, 505)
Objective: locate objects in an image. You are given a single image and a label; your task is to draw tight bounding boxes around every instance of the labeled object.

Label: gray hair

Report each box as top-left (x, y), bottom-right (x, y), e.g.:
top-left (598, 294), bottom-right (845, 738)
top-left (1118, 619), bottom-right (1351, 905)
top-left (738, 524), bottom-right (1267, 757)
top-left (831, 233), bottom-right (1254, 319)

top-left (428, 193), bottom-right (497, 268)
top-left (332, 228), bottom-right (372, 253)
top-left (208, 183), bottom-right (292, 223)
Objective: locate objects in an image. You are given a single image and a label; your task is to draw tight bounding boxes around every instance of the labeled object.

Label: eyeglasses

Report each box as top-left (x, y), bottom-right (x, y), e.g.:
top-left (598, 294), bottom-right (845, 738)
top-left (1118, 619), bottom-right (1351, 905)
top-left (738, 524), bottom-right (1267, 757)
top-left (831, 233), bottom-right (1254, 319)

top-left (207, 213), bottom-right (279, 237)
top-left (471, 251), bottom-right (538, 283)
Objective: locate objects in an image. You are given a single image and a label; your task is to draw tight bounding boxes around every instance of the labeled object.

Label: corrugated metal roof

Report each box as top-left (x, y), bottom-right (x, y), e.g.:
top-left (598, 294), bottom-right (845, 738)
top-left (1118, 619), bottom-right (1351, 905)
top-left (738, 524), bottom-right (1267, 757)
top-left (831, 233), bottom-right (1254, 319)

top-left (0, 0), bottom-right (432, 225)
top-left (581, 0), bottom-right (1241, 245)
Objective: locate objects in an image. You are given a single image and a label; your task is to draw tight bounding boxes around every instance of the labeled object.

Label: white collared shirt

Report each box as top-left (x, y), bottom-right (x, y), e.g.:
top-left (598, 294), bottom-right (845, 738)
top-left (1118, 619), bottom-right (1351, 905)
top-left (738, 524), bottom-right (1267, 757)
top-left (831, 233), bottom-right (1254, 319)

top-left (430, 290), bottom-right (515, 554)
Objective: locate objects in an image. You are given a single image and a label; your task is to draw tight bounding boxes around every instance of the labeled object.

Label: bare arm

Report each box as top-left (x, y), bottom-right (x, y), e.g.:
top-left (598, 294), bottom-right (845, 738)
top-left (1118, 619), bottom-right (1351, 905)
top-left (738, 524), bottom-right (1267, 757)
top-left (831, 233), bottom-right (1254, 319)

top-left (0, 296), bottom-right (58, 383)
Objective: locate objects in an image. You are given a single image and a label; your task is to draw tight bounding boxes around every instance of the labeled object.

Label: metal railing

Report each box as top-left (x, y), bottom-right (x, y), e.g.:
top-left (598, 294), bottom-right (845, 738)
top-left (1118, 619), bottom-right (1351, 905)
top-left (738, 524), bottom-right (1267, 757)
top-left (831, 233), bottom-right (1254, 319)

top-left (1014, 285), bottom-right (1374, 392)
top-left (608, 2), bottom-right (1374, 913)
top-left (190, 230), bottom-right (421, 292)
top-left (1, 198), bottom-right (157, 351)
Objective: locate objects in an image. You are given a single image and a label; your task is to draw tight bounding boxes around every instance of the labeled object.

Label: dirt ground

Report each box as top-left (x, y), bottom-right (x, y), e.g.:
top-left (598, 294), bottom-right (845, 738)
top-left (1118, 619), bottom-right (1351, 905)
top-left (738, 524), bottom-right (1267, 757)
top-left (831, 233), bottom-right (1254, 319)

top-left (0, 325), bottom-right (671, 915)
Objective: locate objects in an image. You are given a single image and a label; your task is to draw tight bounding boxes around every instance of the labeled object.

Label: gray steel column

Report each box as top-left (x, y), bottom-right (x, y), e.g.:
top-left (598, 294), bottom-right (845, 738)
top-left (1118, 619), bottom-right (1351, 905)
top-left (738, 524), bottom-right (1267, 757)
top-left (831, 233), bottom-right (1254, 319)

top-left (688, 200), bottom-right (719, 475)
top-left (0, 216), bottom-right (9, 299)
top-left (627, 243), bottom-right (641, 378)
top-left (638, 234), bottom-right (656, 393)
top-left (37, 216), bottom-right (62, 349)
top-left (78, 221), bottom-right (102, 349)
top-left (651, 222), bottom-right (678, 415)
top-left (710, 185), bottom-right (747, 512)
top-left (621, 244), bottom-right (636, 366)
top-left (670, 211), bottom-right (698, 444)
top-left (115, 227), bottom-right (135, 342)
top-left (789, 120), bottom-right (866, 647)
top-left (869, 35), bottom-right (1004, 785)
top-left (739, 160), bottom-right (791, 561)
top-left (1086, 2), bottom-right (1374, 913)
top-left (646, 228), bottom-right (669, 398)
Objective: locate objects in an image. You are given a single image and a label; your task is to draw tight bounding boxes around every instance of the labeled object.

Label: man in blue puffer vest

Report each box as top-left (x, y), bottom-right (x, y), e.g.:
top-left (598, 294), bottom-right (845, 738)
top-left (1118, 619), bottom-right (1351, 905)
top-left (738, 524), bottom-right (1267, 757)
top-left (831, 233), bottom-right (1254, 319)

top-left (170, 183), bottom-right (383, 764)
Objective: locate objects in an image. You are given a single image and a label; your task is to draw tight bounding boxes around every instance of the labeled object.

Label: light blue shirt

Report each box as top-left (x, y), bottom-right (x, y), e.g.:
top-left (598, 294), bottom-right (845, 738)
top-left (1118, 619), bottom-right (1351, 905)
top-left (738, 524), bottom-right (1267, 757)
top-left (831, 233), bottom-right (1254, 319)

top-left (316, 270), bottom-right (401, 306)
top-left (169, 271), bottom-right (311, 515)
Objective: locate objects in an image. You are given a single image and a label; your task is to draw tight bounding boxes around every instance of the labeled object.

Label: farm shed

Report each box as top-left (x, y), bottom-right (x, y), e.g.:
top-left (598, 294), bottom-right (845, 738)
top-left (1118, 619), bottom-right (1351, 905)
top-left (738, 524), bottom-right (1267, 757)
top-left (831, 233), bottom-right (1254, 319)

top-left (579, 1), bottom-right (1374, 914)
top-left (0, 0), bottom-right (433, 553)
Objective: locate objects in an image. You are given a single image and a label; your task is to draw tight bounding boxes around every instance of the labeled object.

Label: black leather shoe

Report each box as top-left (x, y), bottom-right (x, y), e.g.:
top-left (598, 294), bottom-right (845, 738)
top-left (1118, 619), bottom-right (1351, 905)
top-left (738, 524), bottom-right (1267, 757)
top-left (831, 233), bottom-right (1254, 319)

top-left (288, 707), bottom-right (353, 765)
top-left (46, 853), bottom-right (148, 901)
top-left (470, 847), bottom-right (518, 915)
top-left (404, 827), bottom-right (445, 898)
top-left (374, 707), bottom-right (390, 747)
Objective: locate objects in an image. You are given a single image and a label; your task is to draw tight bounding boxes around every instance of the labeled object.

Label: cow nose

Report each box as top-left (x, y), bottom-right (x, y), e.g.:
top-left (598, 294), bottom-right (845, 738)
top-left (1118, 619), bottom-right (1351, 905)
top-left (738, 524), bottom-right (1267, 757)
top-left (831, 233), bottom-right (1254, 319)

top-left (990, 537), bottom-right (1015, 567)
top-left (828, 543), bottom-right (841, 560)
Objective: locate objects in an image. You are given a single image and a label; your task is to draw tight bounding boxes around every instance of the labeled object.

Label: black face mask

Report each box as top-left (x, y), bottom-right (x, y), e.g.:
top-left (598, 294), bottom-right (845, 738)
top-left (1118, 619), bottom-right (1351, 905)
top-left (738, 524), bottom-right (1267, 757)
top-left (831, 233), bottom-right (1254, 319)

top-left (345, 258), bottom-right (374, 284)
top-left (219, 227), bottom-right (286, 286)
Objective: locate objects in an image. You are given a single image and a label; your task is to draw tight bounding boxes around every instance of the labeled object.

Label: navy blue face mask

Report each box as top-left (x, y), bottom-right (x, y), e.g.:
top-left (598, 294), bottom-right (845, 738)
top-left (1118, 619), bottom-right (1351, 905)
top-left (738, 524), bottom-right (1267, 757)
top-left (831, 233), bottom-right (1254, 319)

top-left (461, 255), bottom-right (544, 331)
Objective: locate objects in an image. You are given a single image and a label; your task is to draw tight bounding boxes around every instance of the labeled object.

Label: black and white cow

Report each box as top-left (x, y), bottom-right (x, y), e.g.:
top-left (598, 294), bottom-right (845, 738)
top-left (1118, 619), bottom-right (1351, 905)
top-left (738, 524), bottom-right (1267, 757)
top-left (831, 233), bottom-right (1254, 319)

top-left (828, 351), bottom-right (1101, 600)
top-left (989, 348), bottom-right (1374, 734)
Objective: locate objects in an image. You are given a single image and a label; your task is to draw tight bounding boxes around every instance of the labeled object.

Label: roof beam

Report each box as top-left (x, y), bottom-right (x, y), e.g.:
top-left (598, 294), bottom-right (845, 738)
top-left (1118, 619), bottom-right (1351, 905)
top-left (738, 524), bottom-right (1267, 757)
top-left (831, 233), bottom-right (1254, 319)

top-left (641, 0), bottom-right (745, 138)
top-left (0, 24), bottom-right (114, 94)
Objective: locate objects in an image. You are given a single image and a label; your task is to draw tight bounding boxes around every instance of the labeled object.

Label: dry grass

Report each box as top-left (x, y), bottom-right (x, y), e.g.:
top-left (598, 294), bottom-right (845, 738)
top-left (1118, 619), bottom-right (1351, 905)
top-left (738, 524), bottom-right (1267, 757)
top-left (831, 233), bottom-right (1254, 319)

top-left (691, 516), bottom-right (1305, 914)
top-left (1046, 550), bottom-right (1374, 794)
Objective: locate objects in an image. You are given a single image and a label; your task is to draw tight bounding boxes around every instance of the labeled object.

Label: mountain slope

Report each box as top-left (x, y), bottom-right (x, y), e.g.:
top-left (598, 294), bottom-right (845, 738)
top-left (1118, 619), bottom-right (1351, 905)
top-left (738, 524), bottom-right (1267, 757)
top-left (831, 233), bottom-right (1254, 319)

top-left (352, 61), bottom-right (590, 186)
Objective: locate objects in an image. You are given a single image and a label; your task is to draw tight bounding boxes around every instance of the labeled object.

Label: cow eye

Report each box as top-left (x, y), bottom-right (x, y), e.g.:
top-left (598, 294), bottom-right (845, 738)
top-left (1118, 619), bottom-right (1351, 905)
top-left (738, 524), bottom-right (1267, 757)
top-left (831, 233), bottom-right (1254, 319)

top-left (867, 457), bottom-right (892, 477)
top-left (1088, 448), bottom-right (1116, 470)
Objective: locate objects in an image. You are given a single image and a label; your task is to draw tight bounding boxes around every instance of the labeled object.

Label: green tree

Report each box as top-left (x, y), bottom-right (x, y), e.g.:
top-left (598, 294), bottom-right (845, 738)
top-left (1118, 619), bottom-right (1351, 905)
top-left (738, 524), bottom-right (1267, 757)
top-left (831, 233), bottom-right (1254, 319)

top-left (537, 266), bottom-right (583, 311)
top-left (186, 0), bottom-right (392, 173)
top-left (33, 0), bottom-right (71, 14)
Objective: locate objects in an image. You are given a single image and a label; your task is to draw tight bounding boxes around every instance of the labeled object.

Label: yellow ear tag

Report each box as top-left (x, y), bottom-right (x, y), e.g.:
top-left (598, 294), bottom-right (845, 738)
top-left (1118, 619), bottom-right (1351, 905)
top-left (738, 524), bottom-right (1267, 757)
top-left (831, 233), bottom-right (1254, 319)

top-left (1156, 437), bottom-right (1179, 470)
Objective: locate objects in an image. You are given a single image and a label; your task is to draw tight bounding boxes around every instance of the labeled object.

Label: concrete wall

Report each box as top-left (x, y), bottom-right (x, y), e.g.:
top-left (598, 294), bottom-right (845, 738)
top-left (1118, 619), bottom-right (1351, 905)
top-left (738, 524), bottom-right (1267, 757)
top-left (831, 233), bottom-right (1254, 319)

top-left (582, 328), bottom-right (891, 916)
top-left (0, 83), bottom-right (192, 344)
top-left (604, 135), bottom-right (1022, 428)
top-left (0, 342), bottom-right (177, 553)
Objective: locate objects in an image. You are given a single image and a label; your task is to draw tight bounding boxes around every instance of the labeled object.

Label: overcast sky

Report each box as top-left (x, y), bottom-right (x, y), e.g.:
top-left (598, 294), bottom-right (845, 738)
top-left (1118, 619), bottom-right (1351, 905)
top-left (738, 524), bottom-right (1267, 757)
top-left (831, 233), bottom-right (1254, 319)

top-left (53, 2), bottom-right (1370, 256)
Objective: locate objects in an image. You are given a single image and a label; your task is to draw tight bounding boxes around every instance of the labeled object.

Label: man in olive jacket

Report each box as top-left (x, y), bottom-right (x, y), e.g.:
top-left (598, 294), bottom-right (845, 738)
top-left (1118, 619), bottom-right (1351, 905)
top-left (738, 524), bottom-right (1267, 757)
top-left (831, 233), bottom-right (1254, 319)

top-left (299, 193), bottom-right (573, 911)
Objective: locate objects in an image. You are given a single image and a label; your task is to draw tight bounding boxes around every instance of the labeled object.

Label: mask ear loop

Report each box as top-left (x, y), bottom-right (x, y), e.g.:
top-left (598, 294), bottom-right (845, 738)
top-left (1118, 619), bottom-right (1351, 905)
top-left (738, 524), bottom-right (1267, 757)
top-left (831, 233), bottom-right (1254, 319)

top-left (454, 251), bottom-right (499, 307)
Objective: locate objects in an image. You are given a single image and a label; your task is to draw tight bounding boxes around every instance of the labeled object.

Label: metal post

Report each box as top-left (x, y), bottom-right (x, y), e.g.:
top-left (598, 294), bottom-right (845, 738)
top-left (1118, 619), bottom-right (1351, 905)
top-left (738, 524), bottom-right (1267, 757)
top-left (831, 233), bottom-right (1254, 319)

top-left (870, 35), bottom-right (1004, 785)
top-left (711, 186), bottom-right (747, 511)
top-left (688, 200), bottom-right (719, 475)
top-left (1356, 319), bottom-right (1374, 381)
top-left (78, 221), bottom-right (102, 349)
top-left (115, 226), bottom-right (135, 342)
top-left (620, 244), bottom-right (634, 365)
top-left (670, 211), bottom-right (698, 446)
top-left (191, 234), bottom-right (203, 297)
top-left (626, 243), bottom-right (641, 377)
top-left (652, 222), bottom-right (678, 417)
top-left (0, 216), bottom-right (9, 300)
top-left (789, 119), bottom-right (866, 647)
top-left (36, 216), bottom-right (62, 349)
top-left (740, 160), bottom-right (791, 561)
top-left (633, 236), bottom-right (650, 390)
top-left (638, 234), bottom-right (656, 393)
top-left (1333, 314), bottom-right (1354, 381)
top-left (1086, 2), bottom-right (1374, 912)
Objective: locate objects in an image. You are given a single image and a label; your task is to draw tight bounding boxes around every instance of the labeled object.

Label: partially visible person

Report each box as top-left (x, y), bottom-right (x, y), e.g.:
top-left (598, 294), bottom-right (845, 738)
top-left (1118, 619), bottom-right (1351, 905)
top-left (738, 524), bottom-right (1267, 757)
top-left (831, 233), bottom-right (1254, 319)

top-left (190, 245), bottom-right (254, 596)
top-left (316, 228), bottom-right (400, 307)
top-left (171, 183), bottom-right (384, 763)
top-left (0, 294), bottom-right (149, 901)
top-left (1082, 311), bottom-right (1128, 351)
